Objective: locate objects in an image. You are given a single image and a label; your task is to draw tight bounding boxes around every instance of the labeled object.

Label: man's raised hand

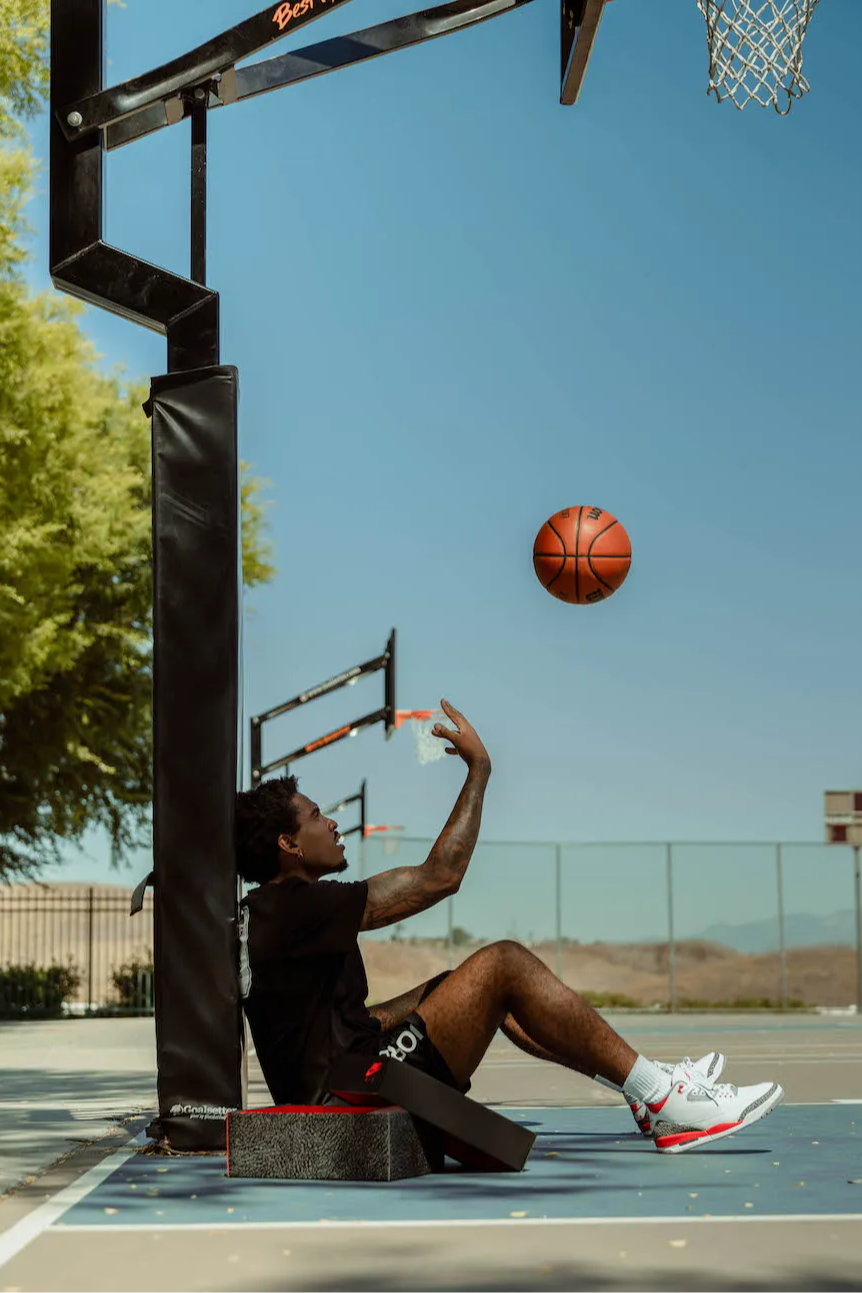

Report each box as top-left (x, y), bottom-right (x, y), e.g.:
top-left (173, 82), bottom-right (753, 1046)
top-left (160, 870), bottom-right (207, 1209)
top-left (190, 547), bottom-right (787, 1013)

top-left (432, 700), bottom-right (491, 773)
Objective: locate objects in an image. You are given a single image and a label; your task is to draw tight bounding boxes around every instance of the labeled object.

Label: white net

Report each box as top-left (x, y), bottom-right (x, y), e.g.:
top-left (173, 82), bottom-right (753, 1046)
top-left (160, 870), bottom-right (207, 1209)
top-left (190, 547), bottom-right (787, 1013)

top-left (696, 0), bottom-right (821, 113)
top-left (410, 712), bottom-right (447, 764)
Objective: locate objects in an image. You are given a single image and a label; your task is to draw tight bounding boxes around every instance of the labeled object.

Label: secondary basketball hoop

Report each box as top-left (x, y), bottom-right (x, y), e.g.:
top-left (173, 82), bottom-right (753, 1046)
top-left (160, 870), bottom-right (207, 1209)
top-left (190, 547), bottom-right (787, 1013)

top-left (696, 0), bottom-right (822, 113)
top-left (363, 824), bottom-right (405, 856)
top-left (394, 710), bottom-right (447, 764)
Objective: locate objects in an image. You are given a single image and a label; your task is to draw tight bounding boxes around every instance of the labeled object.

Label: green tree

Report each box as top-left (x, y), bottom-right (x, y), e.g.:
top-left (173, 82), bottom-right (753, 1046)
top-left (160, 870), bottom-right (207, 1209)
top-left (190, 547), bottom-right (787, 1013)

top-left (0, 1), bottom-right (49, 143)
top-left (0, 5), bottom-right (277, 878)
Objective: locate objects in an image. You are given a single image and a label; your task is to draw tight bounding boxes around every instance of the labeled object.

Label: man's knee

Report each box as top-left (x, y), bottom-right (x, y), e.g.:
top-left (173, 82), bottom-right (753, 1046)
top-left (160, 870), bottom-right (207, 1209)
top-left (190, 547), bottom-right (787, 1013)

top-left (491, 938), bottom-right (528, 956)
top-left (481, 939), bottom-right (529, 975)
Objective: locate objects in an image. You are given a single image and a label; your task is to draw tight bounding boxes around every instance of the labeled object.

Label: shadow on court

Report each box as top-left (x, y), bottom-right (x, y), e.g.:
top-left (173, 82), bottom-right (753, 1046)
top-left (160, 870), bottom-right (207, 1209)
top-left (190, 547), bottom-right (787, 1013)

top-left (241, 1268), bottom-right (862, 1292)
top-left (0, 1068), bottom-right (154, 1197)
top-left (0, 1067), bottom-right (154, 1109)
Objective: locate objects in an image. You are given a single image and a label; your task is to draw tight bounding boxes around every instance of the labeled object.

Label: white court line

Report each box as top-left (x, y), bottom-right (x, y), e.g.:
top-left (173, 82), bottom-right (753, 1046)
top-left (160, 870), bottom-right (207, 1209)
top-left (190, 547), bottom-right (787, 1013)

top-left (482, 1054), bottom-right (862, 1068)
top-left (0, 1133), bottom-right (146, 1272)
top-left (0, 1101), bottom-right (152, 1112)
top-left (5, 1104), bottom-right (857, 1261)
top-left (474, 1100), bottom-right (856, 1109)
top-left (51, 1214), bottom-right (862, 1234)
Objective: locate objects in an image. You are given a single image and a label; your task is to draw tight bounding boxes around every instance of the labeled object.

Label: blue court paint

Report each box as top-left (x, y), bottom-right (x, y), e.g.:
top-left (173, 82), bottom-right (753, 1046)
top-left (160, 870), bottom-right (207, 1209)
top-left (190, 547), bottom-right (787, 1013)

top-left (55, 1106), bottom-right (859, 1230)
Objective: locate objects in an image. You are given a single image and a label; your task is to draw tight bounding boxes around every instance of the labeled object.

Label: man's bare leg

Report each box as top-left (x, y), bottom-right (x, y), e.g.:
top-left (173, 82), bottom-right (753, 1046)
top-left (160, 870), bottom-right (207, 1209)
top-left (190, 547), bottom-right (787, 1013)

top-left (372, 970), bottom-right (597, 1079)
top-left (499, 1015), bottom-right (596, 1077)
top-left (369, 972), bottom-right (451, 1032)
top-left (417, 940), bottom-right (638, 1089)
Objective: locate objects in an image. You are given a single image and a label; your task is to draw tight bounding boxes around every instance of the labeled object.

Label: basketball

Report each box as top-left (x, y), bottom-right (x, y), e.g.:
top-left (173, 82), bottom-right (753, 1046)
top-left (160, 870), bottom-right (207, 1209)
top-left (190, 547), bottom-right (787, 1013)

top-left (533, 506), bottom-right (631, 605)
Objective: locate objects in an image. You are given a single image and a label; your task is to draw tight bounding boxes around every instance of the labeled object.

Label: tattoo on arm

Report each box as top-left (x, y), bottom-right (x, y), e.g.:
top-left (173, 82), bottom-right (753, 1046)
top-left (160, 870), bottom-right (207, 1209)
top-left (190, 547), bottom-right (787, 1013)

top-left (423, 757), bottom-right (491, 893)
top-left (360, 760), bottom-right (491, 932)
top-left (361, 866), bottom-right (440, 931)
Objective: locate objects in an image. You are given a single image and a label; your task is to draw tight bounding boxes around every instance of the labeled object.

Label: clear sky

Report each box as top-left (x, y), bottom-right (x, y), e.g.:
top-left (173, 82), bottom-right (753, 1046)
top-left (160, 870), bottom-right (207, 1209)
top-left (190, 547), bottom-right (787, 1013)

top-left (22, 0), bottom-right (862, 940)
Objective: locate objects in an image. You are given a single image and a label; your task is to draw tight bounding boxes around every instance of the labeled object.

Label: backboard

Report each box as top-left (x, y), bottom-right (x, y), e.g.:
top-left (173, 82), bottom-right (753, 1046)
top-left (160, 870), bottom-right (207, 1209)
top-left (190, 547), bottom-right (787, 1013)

top-left (561, 0), bottom-right (611, 106)
top-left (824, 791), bottom-right (862, 846)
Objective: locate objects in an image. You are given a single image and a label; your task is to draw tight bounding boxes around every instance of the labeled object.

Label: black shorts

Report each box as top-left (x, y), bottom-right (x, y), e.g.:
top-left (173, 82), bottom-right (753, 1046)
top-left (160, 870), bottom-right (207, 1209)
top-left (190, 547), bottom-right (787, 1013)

top-left (361, 1011), bottom-right (470, 1094)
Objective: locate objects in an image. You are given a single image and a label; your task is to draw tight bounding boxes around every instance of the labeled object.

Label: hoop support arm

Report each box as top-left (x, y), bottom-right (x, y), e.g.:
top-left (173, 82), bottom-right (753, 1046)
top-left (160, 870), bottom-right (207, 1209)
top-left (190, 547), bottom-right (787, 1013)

top-left (260, 706), bottom-right (388, 778)
top-left (251, 646), bottom-right (391, 729)
top-left (59, 0), bottom-right (355, 140)
top-left (232, 0), bottom-right (536, 105)
top-left (79, 0), bottom-right (536, 152)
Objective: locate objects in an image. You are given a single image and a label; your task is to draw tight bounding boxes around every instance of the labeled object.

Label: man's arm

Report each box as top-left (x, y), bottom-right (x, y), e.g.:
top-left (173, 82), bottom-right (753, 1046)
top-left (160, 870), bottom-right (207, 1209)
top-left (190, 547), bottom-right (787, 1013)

top-left (360, 700), bottom-right (491, 932)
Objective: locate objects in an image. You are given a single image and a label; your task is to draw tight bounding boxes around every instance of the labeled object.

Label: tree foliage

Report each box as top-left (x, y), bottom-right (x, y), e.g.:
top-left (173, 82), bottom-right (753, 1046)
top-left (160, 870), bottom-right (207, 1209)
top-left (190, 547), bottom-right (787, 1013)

top-left (0, 6), bottom-right (277, 878)
top-left (0, 0), bottom-right (49, 141)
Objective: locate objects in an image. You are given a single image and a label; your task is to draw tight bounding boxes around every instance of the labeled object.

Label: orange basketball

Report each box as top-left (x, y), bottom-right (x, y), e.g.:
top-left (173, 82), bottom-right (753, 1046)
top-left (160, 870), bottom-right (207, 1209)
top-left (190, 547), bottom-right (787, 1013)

top-left (533, 506), bottom-right (632, 605)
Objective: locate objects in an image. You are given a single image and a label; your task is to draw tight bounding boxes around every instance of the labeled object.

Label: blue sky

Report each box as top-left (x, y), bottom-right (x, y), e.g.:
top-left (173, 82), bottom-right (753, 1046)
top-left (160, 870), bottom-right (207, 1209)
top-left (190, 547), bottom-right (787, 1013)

top-left (21, 0), bottom-right (862, 939)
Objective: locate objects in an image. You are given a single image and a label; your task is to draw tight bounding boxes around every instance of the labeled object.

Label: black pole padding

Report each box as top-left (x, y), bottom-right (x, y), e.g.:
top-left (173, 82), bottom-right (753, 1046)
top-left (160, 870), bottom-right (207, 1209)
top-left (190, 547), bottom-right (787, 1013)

top-left (148, 364), bottom-right (244, 1150)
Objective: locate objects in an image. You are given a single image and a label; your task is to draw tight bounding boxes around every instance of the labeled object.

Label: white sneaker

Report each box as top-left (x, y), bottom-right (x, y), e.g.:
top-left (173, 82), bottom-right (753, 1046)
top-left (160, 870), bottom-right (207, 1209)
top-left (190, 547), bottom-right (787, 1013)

top-left (628, 1052), bottom-right (726, 1137)
top-left (651, 1074), bottom-right (784, 1154)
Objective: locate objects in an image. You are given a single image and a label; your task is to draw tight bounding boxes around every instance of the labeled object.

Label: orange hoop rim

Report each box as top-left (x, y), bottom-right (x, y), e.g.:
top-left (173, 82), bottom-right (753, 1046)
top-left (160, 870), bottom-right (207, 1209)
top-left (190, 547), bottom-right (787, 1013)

top-left (394, 708), bottom-right (440, 731)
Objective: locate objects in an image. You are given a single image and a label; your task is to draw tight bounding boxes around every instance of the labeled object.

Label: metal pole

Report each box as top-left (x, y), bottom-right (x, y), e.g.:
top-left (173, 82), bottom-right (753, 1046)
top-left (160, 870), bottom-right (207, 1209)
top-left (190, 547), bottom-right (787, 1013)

top-left (666, 844), bottom-right (676, 1013)
top-left (87, 886), bottom-right (94, 1015)
top-left (250, 718), bottom-right (261, 789)
top-left (555, 844), bottom-right (562, 980)
top-left (854, 845), bottom-right (862, 1019)
top-left (447, 896), bottom-right (454, 972)
top-left (776, 844), bottom-right (787, 1012)
top-left (190, 93), bottom-right (207, 284)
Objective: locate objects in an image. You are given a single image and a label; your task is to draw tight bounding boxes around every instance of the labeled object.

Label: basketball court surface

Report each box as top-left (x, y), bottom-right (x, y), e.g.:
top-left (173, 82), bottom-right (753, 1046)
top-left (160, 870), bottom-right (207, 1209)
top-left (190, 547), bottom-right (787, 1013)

top-left (24, 3), bottom-right (849, 1290)
top-left (1, 1012), bottom-right (860, 1291)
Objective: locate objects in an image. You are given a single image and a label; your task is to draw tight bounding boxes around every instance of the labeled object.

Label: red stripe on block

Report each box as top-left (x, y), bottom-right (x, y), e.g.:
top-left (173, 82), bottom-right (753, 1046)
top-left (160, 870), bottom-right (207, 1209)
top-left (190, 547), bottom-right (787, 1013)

top-left (235, 1104), bottom-right (399, 1116)
top-left (655, 1121), bottom-right (742, 1148)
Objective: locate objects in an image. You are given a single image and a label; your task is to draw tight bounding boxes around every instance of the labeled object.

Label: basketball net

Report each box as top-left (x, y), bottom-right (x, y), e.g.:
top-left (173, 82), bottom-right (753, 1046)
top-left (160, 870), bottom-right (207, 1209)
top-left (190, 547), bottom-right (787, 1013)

top-left (696, 0), bottom-right (821, 114)
top-left (394, 710), bottom-right (447, 764)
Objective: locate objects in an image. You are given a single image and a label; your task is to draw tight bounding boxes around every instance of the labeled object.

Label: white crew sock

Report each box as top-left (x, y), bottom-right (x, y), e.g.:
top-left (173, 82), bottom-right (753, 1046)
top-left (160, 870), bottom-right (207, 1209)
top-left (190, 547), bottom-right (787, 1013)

top-left (621, 1055), bottom-right (672, 1105)
top-left (593, 1074), bottom-right (622, 1092)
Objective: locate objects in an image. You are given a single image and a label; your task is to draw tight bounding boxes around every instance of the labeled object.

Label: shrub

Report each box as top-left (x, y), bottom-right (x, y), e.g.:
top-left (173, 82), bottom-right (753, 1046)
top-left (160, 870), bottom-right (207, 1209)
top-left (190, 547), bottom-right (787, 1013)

top-left (580, 990), bottom-right (641, 1009)
top-left (111, 957), bottom-right (154, 1013)
top-left (676, 996), bottom-right (807, 1011)
top-left (0, 963), bottom-right (81, 1019)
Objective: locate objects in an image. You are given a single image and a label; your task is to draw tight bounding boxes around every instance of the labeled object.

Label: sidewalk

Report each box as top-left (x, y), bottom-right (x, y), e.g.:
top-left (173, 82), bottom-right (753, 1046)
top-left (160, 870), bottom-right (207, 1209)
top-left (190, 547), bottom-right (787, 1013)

top-left (0, 1019), bottom-right (157, 1197)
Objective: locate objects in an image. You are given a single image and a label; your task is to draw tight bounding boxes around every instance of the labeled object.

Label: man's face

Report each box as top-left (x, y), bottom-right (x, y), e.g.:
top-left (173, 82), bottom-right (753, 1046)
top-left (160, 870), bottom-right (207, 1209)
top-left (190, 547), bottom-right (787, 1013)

top-left (279, 793), bottom-right (347, 877)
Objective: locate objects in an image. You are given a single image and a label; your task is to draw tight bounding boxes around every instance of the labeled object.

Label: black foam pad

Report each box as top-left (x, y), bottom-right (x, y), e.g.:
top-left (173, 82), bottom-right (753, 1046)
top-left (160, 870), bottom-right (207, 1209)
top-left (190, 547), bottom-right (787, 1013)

top-left (329, 1055), bottom-right (536, 1171)
top-left (226, 1103), bottom-right (444, 1181)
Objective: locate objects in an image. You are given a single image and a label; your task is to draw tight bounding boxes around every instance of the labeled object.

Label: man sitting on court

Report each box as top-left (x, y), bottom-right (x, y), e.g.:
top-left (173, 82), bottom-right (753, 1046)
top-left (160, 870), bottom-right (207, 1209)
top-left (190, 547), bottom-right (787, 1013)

top-left (235, 700), bottom-right (783, 1154)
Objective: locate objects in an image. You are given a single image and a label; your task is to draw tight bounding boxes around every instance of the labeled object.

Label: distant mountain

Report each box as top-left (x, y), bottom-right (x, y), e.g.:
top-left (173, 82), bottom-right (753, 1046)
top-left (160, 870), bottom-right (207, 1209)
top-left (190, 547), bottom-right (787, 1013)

top-left (690, 910), bottom-right (857, 954)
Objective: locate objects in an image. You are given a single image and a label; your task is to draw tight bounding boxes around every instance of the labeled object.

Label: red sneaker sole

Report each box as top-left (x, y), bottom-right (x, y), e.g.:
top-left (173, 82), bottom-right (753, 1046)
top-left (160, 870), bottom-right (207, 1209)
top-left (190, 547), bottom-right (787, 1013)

top-left (654, 1091), bottom-right (783, 1155)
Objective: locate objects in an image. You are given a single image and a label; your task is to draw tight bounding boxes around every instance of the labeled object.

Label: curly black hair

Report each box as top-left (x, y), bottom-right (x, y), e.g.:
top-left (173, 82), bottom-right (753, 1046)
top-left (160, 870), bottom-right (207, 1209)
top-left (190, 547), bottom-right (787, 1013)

top-left (235, 774), bottom-right (300, 885)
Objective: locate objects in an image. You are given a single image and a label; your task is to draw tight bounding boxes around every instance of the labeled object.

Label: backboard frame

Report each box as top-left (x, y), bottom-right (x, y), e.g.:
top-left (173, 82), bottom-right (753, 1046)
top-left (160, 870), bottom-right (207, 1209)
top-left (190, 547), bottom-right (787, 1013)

top-left (561, 0), bottom-right (610, 107)
top-left (824, 790), bottom-right (862, 846)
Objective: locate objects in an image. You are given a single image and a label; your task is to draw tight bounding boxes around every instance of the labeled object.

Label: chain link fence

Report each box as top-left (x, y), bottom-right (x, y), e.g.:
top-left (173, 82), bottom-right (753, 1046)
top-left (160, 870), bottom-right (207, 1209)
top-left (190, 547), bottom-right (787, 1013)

top-left (357, 839), bottom-right (862, 1013)
top-left (2, 841), bottom-right (859, 1017)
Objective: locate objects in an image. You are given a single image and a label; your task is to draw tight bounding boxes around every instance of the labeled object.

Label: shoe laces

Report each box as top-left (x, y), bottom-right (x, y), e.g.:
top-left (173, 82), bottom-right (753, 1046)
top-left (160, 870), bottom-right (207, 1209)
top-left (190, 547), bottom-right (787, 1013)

top-left (708, 1081), bottom-right (738, 1099)
top-left (683, 1078), bottom-right (738, 1103)
top-left (669, 1064), bottom-right (736, 1100)
top-left (659, 1055), bottom-right (713, 1079)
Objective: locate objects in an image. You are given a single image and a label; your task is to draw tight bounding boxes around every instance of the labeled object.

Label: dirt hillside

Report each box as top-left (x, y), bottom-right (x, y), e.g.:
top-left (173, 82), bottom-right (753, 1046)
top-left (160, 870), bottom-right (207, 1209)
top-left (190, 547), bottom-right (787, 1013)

top-left (362, 937), bottom-right (858, 1008)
